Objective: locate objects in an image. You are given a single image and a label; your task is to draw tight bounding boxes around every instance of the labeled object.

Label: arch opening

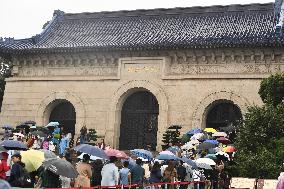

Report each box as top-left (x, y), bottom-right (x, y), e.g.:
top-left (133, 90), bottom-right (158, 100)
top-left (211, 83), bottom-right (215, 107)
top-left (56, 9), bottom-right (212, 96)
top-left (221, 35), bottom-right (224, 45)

top-left (48, 100), bottom-right (76, 135)
top-left (119, 90), bottom-right (159, 150)
top-left (205, 100), bottom-right (242, 129)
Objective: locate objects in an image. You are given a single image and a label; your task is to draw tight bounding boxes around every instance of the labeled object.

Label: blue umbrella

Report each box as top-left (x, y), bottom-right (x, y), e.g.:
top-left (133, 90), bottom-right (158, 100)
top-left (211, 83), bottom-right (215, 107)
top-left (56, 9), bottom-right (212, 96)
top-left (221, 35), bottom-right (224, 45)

top-left (121, 158), bottom-right (136, 170)
top-left (24, 121), bottom-right (36, 125)
top-left (167, 146), bottom-right (180, 153)
top-left (204, 140), bottom-right (219, 145)
top-left (130, 149), bottom-right (153, 160)
top-left (0, 140), bottom-right (28, 150)
top-left (179, 157), bottom-right (198, 169)
top-left (74, 144), bottom-right (109, 159)
top-left (187, 128), bottom-right (202, 135)
top-left (155, 154), bottom-right (178, 160)
top-left (205, 154), bottom-right (217, 160)
top-left (2, 125), bottom-right (13, 130)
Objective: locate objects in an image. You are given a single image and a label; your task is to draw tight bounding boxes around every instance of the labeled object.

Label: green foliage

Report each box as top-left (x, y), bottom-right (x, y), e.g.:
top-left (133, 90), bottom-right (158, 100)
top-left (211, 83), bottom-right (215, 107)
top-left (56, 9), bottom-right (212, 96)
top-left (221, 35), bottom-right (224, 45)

top-left (235, 102), bottom-right (284, 179)
top-left (259, 74), bottom-right (284, 106)
top-left (87, 128), bottom-right (98, 142)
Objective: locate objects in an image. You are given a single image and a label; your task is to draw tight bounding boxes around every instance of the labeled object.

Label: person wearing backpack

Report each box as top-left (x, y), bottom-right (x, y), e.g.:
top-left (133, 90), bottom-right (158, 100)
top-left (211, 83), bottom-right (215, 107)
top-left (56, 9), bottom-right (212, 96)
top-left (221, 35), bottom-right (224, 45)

top-left (8, 153), bottom-right (31, 187)
top-left (0, 152), bottom-right (10, 179)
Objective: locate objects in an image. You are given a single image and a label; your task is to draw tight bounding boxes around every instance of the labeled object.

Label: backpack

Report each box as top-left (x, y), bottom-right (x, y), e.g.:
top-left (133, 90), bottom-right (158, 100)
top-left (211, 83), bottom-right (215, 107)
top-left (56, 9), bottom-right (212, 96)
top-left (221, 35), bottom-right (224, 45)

top-left (18, 166), bottom-right (33, 188)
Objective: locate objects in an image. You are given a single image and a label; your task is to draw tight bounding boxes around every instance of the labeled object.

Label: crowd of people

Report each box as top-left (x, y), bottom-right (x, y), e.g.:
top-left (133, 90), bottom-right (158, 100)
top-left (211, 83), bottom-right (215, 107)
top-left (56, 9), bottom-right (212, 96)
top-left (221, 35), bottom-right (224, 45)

top-left (0, 122), bottom-right (238, 189)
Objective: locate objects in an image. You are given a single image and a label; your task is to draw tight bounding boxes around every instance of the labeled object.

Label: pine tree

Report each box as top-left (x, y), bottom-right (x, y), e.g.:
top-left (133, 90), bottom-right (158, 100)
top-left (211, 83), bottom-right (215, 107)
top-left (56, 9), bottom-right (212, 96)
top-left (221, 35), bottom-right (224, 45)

top-left (161, 125), bottom-right (182, 150)
top-left (87, 129), bottom-right (98, 142)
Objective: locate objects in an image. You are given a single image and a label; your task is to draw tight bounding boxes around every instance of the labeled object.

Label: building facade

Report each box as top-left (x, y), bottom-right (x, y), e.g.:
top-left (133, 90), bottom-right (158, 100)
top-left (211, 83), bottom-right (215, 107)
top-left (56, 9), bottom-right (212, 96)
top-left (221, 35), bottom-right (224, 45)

top-left (1, 2), bottom-right (284, 150)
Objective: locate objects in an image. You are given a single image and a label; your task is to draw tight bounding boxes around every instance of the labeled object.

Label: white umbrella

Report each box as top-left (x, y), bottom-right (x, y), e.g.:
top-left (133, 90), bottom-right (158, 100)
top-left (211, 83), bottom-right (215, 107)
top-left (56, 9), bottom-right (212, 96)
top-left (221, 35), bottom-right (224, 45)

top-left (46, 122), bottom-right (60, 127)
top-left (212, 132), bottom-right (227, 137)
top-left (190, 133), bottom-right (205, 141)
top-left (196, 158), bottom-right (216, 166)
top-left (215, 151), bottom-right (229, 159)
top-left (196, 162), bottom-right (213, 170)
top-left (78, 153), bottom-right (102, 161)
top-left (13, 133), bottom-right (24, 137)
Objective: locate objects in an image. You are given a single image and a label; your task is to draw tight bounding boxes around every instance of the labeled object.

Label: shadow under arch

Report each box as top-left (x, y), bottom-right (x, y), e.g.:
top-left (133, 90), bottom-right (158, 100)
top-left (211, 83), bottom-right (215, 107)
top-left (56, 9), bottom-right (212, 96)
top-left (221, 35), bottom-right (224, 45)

top-left (107, 80), bottom-right (168, 150)
top-left (36, 92), bottom-right (86, 136)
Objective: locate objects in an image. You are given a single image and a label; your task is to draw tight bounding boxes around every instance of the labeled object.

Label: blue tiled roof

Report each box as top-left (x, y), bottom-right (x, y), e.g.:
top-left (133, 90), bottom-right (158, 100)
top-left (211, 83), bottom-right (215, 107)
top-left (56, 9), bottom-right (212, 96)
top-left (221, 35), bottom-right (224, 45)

top-left (0, 3), bottom-right (283, 53)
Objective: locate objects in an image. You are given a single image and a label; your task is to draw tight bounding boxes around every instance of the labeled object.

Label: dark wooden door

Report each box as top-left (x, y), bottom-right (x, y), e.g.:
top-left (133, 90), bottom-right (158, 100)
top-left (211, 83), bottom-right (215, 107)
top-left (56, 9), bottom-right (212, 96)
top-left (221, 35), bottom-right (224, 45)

top-left (49, 101), bottom-right (76, 135)
top-left (206, 102), bottom-right (242, 129)
top-left (119, 91), bottom-right (159, 150)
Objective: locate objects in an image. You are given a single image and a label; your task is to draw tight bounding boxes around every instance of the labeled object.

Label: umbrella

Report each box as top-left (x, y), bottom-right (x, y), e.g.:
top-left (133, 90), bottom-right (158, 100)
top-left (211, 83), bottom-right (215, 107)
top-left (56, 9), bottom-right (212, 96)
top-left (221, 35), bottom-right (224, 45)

top-left (204, 140), bottom-right (219, 145)
top-left (205, 154), bottom-right (217, 160)
top-left (46, 122), bottom-right (60, 127)
top-left (196, 158), bottom-right (216, 166)
top-left (155, 154), bottom-right (178, 160)
top-left (167, 146), bottom-right (180, 153)
top-left (16, 124), bottom-right (29, 129)
top-left (130, 149), bottom-right (153, 160)
top-left (24, 121), bottom-right (36, 125)
top-left (78, 153), bottom-right (103, 161)
top-left (13, 133), bottom-right (24, 137)
top-left (121, 158), bottom-right (136, 170)
top-left (179, 157), bottom-right (198, 169)
top-left (190, 133), bottom-right (205, 141)
top-left (74, 144), bottom-right (109, 159)
top-left (104, 148), bottom-right (129, 159)
top-left (187, 128), bottom-right (202, 135)
top-left (216, 137), bottom-right (231, 144)
top-left (196, 162), bottom-right (213, 170)
top-left (223, 146), bottom-right (236, 153)
top-left (39, 149), bottom-right (57, 159)
top-left (181, 134), bottom-right (190, 143)
top-left (21, 149), bottom-right (45, 172)
top-left (2, 125), bottom-right (13, 130)
top-left (159, 151), bottom-right (175, 156)
top-left (0, 140), bottom-right (28, 150)
top-left (204, 128), bottom-right (217, 133)
top-left (30, 131), bottom-right (46, 137)
top-left (168, 125), bottom-right (182, 130)
top-left (212, 132), bottom-right (228, 137)
top-left (197, 142), bottom-right (216, 150)
top-left (215, 151), bottom-right (229, 160)
top-left (43, 158), bottom-right (78, 178)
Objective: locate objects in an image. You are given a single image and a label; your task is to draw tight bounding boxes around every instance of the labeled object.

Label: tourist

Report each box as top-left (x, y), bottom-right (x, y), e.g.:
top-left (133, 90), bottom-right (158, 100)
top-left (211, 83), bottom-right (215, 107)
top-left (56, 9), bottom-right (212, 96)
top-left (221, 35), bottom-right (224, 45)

top-left (176, 161), bottom-right (187, 189)
top-left (149, 161), bottom-right (162, 184)
top-left (0, 152), bottom-right (10, 180)
top-left (131, 158), bottom-right (145, 185)
top-left (119, 161), bottom-right (131, 186)
top-left (101, 156), bottom-right (119, 186)
top-left (74, 154), bottom-right (92, 187)
top-left (79, 126), bottom-right (88, 144)
top-left (59, 155), bottom-right (71, 188)
top-left (91, 159), bottom-right (103, 187)
top-left (8, 153), bottom-right (27, 187)
top-left (38, 166), bottom-right (61, 188)
top-left (162, 161), bottom-right (178, 189)
top-left (59, 133), bottom-right (69, 155)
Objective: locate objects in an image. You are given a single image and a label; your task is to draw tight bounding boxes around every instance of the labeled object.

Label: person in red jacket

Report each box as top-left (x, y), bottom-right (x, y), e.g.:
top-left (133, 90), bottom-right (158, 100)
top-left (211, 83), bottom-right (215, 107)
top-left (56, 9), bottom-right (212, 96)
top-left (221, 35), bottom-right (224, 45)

top-left (0, 152), bottom-right (10, 179)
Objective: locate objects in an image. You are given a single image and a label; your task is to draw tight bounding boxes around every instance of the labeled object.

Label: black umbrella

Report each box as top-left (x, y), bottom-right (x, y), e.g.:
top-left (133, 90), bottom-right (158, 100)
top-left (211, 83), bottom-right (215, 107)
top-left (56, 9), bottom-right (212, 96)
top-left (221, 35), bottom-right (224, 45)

top-left (168, 125), bottom-right (182, 130)
top-left (197, 142), bottom-right (216, 150)
top-left (43, 158), bottom-right (78, 178)
top-left (0, 140), bottom-right (28, 150)
top-left (30, 131), bottom-right (46, 137)
top-left (16, 124), bottom-right (30, 129)
top-left (24, 121), bottom-right (36, 125)
top-left (74, 144), bottom-right (109, 159)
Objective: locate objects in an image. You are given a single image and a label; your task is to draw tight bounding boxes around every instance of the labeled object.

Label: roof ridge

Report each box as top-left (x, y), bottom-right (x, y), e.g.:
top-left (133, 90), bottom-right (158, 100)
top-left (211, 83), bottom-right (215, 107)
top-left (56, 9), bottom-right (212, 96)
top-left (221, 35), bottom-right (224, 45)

top-left (63, 3), bottom-right (274, 19)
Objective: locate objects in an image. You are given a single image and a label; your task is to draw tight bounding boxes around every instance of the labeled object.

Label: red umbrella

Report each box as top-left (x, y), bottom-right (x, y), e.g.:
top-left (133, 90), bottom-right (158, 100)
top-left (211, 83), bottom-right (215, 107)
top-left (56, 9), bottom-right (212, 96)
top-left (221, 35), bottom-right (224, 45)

top-left (104, 148), bottom-right (129, 159)
top-left (217, 137), bottom-right (231, 144)
top-left (223, 146), bottom-right (236, 153)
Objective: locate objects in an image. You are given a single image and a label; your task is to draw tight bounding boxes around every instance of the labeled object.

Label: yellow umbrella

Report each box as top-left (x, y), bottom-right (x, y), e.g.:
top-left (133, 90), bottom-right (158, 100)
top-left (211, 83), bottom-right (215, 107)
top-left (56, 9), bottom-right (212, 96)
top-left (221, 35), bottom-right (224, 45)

top-left (204, 128), bottom-right (218, 133)
top-left (21, 149), bottom-right (45, 172)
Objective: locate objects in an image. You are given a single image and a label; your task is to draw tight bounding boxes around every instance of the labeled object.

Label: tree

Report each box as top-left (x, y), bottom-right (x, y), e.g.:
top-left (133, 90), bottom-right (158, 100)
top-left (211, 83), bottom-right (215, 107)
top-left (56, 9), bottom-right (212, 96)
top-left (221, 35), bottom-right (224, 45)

top-left (235, 74), bottom-right (284, 179)
top-left (259, 73), bottom-right (284, 106)
top-left (161, 125), bottom-right (182, 150)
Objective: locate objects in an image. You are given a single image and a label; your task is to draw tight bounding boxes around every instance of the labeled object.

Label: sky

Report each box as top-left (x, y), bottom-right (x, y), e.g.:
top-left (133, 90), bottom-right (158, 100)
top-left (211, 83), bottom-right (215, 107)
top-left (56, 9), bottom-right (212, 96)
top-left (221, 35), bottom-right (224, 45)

top-left (0, 0), bottom-right (273, 39)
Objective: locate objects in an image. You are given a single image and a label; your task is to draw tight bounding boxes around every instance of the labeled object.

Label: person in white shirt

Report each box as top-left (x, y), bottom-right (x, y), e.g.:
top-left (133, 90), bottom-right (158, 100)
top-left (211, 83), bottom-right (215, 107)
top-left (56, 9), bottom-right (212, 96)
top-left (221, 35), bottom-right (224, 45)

top-left (101, 156), bottom-right (119, 187)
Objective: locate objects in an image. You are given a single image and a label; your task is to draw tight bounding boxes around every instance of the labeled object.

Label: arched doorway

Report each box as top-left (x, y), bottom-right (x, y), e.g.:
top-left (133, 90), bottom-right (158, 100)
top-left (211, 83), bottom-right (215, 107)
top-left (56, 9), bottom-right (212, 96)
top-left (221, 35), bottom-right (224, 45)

top-left (206, 100), bottom-right (242, 129)
top-left (119, 91), bottom-right (159, 150)
top-left (49, 100), bottom-right (76, 135)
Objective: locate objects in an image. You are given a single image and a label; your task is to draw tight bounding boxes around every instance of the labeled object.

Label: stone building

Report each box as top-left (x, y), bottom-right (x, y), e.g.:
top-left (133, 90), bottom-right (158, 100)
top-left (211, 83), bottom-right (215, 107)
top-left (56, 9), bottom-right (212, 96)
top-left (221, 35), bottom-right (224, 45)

top-left (0, 1), bottom-right (284, 150)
